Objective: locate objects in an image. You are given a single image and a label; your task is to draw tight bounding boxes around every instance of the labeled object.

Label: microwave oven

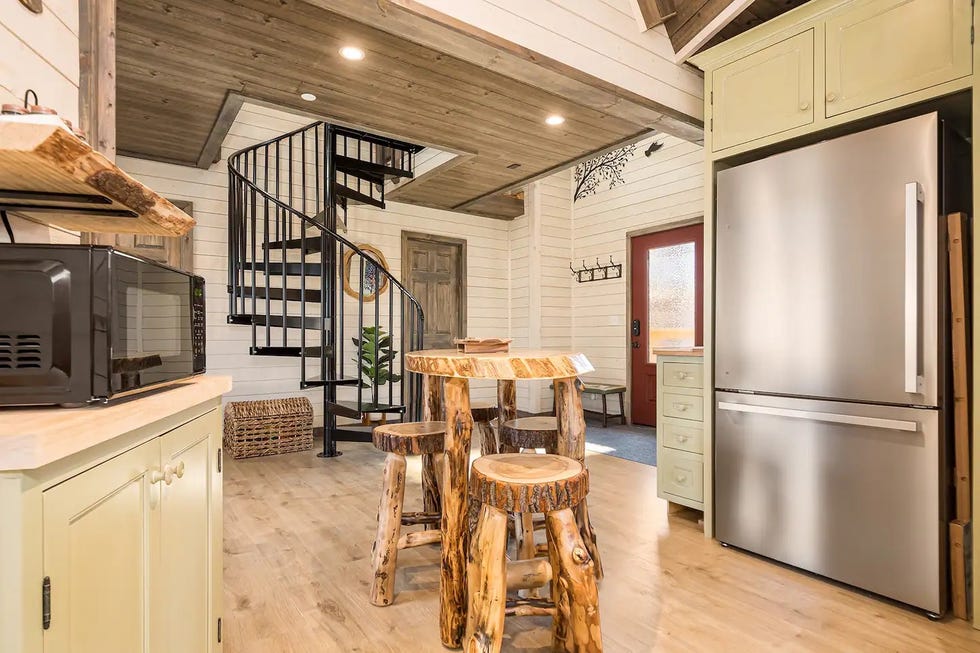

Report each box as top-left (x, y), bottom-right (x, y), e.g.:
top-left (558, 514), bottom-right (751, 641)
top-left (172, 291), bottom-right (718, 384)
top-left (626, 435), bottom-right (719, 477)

top-left (0, 244), bottom-right (205, 406)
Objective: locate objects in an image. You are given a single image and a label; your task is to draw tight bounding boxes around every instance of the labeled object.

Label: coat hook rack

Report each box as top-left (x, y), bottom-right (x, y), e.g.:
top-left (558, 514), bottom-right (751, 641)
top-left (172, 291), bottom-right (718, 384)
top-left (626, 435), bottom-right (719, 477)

top-left (570, 255), bottom-right (622, 283)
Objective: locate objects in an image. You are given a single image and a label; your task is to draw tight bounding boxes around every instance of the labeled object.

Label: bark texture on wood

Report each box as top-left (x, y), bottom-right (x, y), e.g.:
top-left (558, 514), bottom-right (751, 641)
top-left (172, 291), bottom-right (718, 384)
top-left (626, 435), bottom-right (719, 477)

top-left (371, 453), bottom-right (406, 607)
top-left (464, 504), bottom-right (509, 653)
top-left (398, 529), bottom-right (442, 549)
top-left (470, 454), bottom-right (588, 513)
top-left (474, 404), bottom-right (499, 457)
top-left (505, 598), bottom-right (557, 617)
top-left (505, 558), bottom-right (552, 591)
top-left (372, 421), bottom-right (445, 456)
top-left (422, 374), bottom-right (445, 531)
top-left (497, 379), bottom-right (518, 424)
top-left (555, 376), bottom-right (604, 579)
top-left (500, 416), bottom-right (559, 451)
top-left (406, 350), bottom-right (594, 380)
top-left (442, 376), bottom-right (474, 648)
top-left (401, 511), bottom-right (440, 526)
top-left (547, 508), bottom-right (603, 652)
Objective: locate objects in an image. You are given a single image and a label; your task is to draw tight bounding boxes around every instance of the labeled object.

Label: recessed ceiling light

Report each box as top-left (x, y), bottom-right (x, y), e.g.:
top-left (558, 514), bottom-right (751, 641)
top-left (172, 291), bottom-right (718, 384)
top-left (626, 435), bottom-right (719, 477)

top-left (339, 46), bottom-right (365, 61)
top-left (545, 114), bottom-right (565, 126)
top-left (300, 92), bottom-right (317, 102)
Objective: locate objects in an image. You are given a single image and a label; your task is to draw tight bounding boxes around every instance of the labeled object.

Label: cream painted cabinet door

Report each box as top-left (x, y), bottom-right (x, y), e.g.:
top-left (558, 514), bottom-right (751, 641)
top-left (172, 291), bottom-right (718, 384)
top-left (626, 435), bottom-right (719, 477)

top-left (711, 30), bottom-right (814, 151)
top-left (825, 0), bottom-right (972, 117)
top-left (156, 410), bottom-right (220, 653)
top-left (42, 439), bottom-right (161, 653)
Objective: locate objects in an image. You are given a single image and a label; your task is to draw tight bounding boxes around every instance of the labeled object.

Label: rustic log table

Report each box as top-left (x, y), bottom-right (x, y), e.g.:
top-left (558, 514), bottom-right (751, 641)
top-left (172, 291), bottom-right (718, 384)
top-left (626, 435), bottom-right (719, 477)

top-left (405, 348), bottom-right (600, 649)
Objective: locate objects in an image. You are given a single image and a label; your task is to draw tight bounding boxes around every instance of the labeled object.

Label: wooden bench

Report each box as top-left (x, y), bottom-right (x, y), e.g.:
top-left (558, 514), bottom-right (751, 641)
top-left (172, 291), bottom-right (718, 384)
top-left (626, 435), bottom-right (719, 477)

top-left (550, 382), bottom-right (626, 427)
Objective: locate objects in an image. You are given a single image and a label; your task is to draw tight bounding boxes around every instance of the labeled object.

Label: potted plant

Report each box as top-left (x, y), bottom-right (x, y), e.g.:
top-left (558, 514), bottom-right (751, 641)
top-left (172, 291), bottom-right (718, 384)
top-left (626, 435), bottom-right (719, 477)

top-left (352, 326), bottom-right (401, 422)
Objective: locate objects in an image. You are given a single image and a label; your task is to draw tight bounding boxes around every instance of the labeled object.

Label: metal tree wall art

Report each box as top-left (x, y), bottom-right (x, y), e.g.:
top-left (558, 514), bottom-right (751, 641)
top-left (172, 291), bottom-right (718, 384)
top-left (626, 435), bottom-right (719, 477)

top-left (573, 143), bottom-right (636, 202)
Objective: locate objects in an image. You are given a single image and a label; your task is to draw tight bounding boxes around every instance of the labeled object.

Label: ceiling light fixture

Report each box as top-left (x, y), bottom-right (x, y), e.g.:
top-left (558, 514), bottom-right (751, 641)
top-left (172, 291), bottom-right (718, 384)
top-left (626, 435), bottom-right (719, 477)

top-left (545, 114), bottom-right (565, 126)
top-left (300, 92), bottom-right (317, 101)
top-left (339, 46), bottom-right (365, 61)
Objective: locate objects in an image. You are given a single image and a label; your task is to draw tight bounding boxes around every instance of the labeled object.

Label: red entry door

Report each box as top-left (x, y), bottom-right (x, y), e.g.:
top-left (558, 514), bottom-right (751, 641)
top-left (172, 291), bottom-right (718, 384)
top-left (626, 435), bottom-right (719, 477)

top-left (629, 224), bottom-right (704, 426)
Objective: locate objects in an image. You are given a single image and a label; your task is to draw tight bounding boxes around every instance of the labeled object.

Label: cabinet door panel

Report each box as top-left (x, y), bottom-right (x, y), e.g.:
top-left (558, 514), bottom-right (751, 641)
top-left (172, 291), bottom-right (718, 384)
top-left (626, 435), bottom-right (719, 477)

top-left (42, 439), bottom-right (160, 653)
top-left (825, 0), bottom-right (972, 117)
top-left (712, 30), bottom-right (814, 151)
top-left (157, 410), bottom-right (219, 653)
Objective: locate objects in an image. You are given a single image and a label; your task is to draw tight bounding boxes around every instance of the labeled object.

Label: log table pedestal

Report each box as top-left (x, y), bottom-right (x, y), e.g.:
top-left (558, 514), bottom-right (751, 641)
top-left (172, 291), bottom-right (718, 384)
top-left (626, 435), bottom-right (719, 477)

top-left (405, 349), bottom-right (601, 649)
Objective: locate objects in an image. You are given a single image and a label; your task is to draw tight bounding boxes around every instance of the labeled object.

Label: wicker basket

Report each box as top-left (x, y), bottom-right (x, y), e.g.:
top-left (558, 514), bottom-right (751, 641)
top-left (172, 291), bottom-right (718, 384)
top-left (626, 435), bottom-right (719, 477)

top-left (223, 397), bottom-right (314, 459)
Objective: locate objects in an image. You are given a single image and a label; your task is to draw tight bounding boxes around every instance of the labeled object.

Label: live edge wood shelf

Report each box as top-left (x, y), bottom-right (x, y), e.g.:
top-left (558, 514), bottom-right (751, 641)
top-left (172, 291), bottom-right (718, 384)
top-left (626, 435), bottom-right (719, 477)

top-left (0, 118), bottom-right (196, 236)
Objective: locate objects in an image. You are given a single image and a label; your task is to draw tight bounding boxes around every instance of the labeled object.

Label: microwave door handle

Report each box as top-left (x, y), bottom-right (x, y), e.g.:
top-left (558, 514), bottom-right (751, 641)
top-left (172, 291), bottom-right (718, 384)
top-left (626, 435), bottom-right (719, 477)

top-left (904, 181), bottom-right (923, 394)
top-left (717, 402), bottom-right (918, 432)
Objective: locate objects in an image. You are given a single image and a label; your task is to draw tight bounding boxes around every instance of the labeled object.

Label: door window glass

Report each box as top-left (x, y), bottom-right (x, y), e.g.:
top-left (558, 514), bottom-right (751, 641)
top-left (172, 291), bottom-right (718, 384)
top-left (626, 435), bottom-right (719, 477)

top-left (648, 242), bottom-right (696, 361)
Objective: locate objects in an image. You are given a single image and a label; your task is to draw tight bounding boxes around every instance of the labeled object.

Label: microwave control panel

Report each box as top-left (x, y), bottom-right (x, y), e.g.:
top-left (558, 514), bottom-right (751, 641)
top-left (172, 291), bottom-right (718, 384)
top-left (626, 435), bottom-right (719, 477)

top-left (192, 276), bottom-right (206, 371)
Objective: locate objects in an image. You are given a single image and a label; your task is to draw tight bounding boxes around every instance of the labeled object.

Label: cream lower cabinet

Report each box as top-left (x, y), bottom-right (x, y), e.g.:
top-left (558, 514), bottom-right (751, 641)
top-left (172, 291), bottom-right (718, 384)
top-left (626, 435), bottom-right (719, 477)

top-left (36, 408), bottom-right (222, 653)
top-left (656, 355), bottom-right (706, 511)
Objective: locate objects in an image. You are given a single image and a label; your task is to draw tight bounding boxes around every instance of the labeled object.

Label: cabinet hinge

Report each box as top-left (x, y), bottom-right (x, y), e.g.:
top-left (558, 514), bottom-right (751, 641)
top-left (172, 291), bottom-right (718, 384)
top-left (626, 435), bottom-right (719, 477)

top-left (217, 617), bottom-right (222, 643)
top-left (972, 25), bottom-right (975, 45)
top-left (217, 447), bottom-right (222, 473)
top-left (42, 576), bottom-right (51, 630)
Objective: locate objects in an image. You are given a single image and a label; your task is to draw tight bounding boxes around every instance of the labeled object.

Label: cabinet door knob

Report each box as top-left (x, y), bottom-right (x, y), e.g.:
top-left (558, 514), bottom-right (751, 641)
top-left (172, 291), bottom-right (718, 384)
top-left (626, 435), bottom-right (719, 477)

top-left (151, 468), bottom-right (174, 485)
top-left (799, 101), bottom-right (810, 111)
top-left (173, 460), bottom-right (185, 479)
top-left (826, 92), bottom-right (838, 102)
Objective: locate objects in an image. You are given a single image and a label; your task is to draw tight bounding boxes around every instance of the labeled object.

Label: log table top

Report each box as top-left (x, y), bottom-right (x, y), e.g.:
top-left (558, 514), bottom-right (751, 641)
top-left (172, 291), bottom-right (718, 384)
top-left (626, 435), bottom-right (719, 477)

top-left (405, 348), bottom-right (594, 379)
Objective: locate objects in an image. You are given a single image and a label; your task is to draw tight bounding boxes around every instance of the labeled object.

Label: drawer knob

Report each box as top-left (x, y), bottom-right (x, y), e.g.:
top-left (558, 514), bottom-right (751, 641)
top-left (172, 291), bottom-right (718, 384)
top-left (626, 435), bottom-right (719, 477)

top-left (675, 372), bottom-right (689, 379)
top-left (677, 434), bottom-right (688, 442)
top-left (826, 92), bottom-right (838, 103)
top-left (675, 473), bottom-right (687, 483)
top-left (673, 403), bottom-right (689, 412)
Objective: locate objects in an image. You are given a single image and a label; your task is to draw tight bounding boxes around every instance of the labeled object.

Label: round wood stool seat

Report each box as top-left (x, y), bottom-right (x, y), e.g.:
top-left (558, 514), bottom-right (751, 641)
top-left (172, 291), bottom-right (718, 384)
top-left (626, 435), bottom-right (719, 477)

top-left (372, 421), bottom-right (445, 456)
top-left (470, 453), bottom-right (588, 513)
top-left (499, 416), bottom-right (558, 451)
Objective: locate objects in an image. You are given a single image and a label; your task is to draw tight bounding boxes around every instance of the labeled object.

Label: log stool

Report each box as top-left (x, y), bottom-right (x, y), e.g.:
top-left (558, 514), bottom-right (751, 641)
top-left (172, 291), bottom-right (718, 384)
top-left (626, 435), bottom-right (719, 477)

top-left (466, 454), bottom-right (602, 652)
top-left (370, 421), bottom-right (445, 607)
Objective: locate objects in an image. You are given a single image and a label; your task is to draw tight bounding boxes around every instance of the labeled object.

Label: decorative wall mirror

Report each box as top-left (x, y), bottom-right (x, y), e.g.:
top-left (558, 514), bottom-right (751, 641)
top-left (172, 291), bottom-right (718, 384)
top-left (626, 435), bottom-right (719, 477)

top-left (343, 245), bottom-right (390, 302)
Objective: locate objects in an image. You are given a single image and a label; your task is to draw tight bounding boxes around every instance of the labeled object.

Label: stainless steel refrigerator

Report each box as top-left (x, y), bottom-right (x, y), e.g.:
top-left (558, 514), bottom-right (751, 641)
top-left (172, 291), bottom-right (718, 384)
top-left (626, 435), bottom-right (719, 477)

top-left (714, 112), bottom-right (970, 616)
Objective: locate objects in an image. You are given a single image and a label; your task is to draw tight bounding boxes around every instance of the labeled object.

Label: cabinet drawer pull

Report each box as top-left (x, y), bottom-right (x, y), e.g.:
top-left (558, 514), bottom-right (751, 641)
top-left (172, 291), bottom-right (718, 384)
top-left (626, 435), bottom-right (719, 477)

top-left (675, 472), bottom-right (687, 483)
top-left (674, 371), bottom-right (689, 380)
top-left (672, 403), bottom-right (689, 412)
top-left (676, 434), bottom-right (689, 442)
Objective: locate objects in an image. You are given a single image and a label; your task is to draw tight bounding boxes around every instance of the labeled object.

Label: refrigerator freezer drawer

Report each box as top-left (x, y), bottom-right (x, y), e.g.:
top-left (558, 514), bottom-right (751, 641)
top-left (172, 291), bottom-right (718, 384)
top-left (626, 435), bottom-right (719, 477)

top-left (714, 392), bottom-right (944, 614)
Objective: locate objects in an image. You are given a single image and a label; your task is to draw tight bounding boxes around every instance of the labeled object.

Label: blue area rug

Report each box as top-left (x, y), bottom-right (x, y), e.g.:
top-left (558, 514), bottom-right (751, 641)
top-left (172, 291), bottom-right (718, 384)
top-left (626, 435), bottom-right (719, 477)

top-left (584, 417), bottom-right (657, 466)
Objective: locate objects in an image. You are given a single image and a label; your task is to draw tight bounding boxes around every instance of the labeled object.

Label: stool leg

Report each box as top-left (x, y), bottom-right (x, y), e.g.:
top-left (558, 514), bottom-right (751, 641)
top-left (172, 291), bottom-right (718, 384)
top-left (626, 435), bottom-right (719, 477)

top-left (601, 395), bottom-right (608, 428)
top-left (465, 504), bottom-right (509, 653)
top-left (371, 453), bottom-right (406, 606)
top-left (478, 420), bottom-right (498, 457)
top-left (618, 392), bottom-right (626, 425)
top-left (546, 508), bottom-right (602, 653)
top-left (515, 511), bottom-right (541, 599)
top-left (422, 453), bottom-right (441, 530)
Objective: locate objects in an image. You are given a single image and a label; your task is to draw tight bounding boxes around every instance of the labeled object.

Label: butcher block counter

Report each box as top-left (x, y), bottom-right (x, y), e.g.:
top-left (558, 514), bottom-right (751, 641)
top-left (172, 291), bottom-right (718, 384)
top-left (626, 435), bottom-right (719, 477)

top-left (0, 375), bottom-right (231, 653)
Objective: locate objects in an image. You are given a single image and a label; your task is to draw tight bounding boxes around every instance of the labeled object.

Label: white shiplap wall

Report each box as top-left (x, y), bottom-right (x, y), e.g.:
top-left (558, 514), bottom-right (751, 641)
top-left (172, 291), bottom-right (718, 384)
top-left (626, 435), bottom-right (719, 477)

top-left (1, 0), bottom-right (81, 245)
top-left (570, 134), bottom-right (704, 414)
top-left (120, 103), bottom-right (511, 419)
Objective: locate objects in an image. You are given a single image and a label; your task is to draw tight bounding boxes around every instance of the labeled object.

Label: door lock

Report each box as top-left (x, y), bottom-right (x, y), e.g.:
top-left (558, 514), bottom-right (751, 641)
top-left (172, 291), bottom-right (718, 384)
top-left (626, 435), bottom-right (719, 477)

top-left (631, 319), bottom-right (641, 337)
top-left (631, 341), bottom-right (640, 349)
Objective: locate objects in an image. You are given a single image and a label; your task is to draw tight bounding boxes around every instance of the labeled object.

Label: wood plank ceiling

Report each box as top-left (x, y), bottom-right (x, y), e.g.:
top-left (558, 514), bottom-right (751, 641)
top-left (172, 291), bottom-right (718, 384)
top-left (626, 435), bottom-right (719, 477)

top-left (661, 0), bottom-right (810, 55)
top-left (115, 0), bottom-right (662, 219)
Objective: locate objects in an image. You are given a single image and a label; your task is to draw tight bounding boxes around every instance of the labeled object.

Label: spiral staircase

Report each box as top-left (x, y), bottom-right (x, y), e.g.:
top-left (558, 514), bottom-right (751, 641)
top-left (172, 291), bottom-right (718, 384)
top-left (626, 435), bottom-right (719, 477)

top-left (226, 122), bottom-right (425, 457)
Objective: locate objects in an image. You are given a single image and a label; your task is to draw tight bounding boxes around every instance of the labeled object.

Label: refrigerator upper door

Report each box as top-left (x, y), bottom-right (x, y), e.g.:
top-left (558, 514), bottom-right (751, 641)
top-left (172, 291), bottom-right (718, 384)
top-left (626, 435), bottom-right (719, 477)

top-left (714, 392), bottom-right (944, 614)
top-left (715, 113), bottom-right (940, 406)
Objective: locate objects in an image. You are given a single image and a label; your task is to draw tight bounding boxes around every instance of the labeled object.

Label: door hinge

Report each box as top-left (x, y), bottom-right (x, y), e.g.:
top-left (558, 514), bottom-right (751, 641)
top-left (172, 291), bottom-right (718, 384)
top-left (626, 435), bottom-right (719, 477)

top-left (217, 448), bottom-right (223, 473)
top-left (217, 617), bottom-right (222, 643)
top-left (972, 25), bottom-right (974, 45)
top-left (42, 576), bottom-right (51, 630)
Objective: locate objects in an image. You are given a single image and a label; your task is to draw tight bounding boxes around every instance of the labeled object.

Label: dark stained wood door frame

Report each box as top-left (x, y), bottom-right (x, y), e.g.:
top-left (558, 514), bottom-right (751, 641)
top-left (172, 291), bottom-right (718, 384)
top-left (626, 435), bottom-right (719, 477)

top-left (624, 217), bottom-right (703, 425)
top-left (401, 231), bottom-right (467, 345)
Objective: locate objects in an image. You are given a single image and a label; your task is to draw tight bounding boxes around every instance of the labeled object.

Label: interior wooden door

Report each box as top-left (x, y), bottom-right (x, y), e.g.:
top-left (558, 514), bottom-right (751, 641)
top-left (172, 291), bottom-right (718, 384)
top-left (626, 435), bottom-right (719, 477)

top-left (629, 224), bottom-right (704, 427)
top-left (402, 232), bottom-right (466, 349)
top-left (42, 438), bottom-right (160, 653)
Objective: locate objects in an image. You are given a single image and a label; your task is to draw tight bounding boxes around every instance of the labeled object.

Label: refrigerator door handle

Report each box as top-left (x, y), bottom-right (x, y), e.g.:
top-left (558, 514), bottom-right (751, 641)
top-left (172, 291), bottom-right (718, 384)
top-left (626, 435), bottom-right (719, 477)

top-left (717, 401), bottom-right (919, 432)
top-left (904, 181), bottom-right (923, 394)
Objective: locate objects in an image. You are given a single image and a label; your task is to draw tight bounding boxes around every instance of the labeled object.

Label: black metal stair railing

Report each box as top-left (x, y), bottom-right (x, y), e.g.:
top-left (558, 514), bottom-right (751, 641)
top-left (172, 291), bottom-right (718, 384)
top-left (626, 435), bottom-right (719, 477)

top-left (226, 121), bottom-right (424, 457)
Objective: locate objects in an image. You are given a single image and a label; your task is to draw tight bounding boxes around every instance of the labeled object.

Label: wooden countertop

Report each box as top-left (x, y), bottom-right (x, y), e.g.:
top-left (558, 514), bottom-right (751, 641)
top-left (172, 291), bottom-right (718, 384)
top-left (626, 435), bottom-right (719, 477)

top-left (652, 347), bottom-right (704, 358)
top-left (0, 375), bottom-right (232, 472)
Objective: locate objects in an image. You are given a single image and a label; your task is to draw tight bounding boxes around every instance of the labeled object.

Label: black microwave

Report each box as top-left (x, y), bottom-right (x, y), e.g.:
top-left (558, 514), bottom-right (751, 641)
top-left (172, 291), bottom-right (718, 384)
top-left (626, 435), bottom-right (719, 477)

top-left (0, 244), bottom-right (205, 406)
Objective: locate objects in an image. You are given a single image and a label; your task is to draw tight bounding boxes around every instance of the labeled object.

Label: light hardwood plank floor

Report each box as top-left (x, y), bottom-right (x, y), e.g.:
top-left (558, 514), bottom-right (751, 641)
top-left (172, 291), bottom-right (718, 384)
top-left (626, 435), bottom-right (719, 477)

top-left (224, 442), bottom-right (980, 652)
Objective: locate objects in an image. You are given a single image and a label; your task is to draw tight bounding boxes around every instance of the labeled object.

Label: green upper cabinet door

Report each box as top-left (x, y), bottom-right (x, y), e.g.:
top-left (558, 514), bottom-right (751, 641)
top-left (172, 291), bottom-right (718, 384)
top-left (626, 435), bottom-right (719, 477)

top-left (711, 30), bottom-right (815, 152)
top-left (825, 0), bottom-right (973, 117)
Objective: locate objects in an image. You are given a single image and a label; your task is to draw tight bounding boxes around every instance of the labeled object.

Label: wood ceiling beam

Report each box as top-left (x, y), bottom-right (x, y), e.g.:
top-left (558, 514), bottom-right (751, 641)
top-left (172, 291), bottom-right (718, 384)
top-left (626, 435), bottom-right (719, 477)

top-left (630, 0), bottom-right (677, 31)
top-left (303, 0), bottom-right (703, 140)
top-left (664, 0), bottom-right (755, 63)
top-left (196, 91), bottom-right (244, 169)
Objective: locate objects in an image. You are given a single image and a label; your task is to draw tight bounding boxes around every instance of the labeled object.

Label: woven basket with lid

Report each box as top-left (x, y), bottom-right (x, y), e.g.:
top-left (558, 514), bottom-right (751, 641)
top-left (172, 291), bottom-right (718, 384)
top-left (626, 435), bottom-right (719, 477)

top-left (223, 397), bottom-right (314, 459)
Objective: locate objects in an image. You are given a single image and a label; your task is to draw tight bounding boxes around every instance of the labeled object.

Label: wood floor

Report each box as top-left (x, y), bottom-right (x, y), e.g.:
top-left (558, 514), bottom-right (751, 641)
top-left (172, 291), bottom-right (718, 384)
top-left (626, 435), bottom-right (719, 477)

top-left (224, 442), bottom-right (980, 652)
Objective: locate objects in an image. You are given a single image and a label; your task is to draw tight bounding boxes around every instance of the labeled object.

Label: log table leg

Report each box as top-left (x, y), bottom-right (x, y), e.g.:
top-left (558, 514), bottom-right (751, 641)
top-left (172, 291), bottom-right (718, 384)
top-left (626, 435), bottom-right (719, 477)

top-left (546, 507), bottom-right (603, 652)
top-left (423, 375), bottom-right (445, 531)
top-left (442, 376), bottom-right (473, 648)
top-left (554, 376), bottom-right (603, 580)
top-left (370, 453), bottom-right (406, 606)
top-left (464, 504), bottom-right (508, 653)
top-left (497, 379), bottom-right (517, 424)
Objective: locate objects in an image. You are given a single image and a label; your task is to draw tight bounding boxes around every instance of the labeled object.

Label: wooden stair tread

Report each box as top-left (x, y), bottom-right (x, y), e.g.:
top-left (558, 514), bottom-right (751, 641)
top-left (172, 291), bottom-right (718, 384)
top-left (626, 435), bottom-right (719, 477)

top-left (0, 118), bottom-right (195, 236)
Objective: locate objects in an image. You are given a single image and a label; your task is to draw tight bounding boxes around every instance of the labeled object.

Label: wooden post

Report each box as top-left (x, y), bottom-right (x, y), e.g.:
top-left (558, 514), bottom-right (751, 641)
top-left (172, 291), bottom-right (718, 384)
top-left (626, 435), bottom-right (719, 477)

top-left (442, 376), bottom-right (473, 648)
top-left (370, 453), bottom-right (406, 607)
top-left (497, 379), bottom-right (517, 424)
top-left (422, 374), bottom-right (445, 530)
top-left (948, 213), bottom-right (972, 620)
top-left (79, 0), bottom-right (116, 161)
top-left (464, 504), bottom-right (508, 653)
top-left (546, 508), bottom-right (603, 653)
top-left (554, 376), bottom-right (603, 579)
